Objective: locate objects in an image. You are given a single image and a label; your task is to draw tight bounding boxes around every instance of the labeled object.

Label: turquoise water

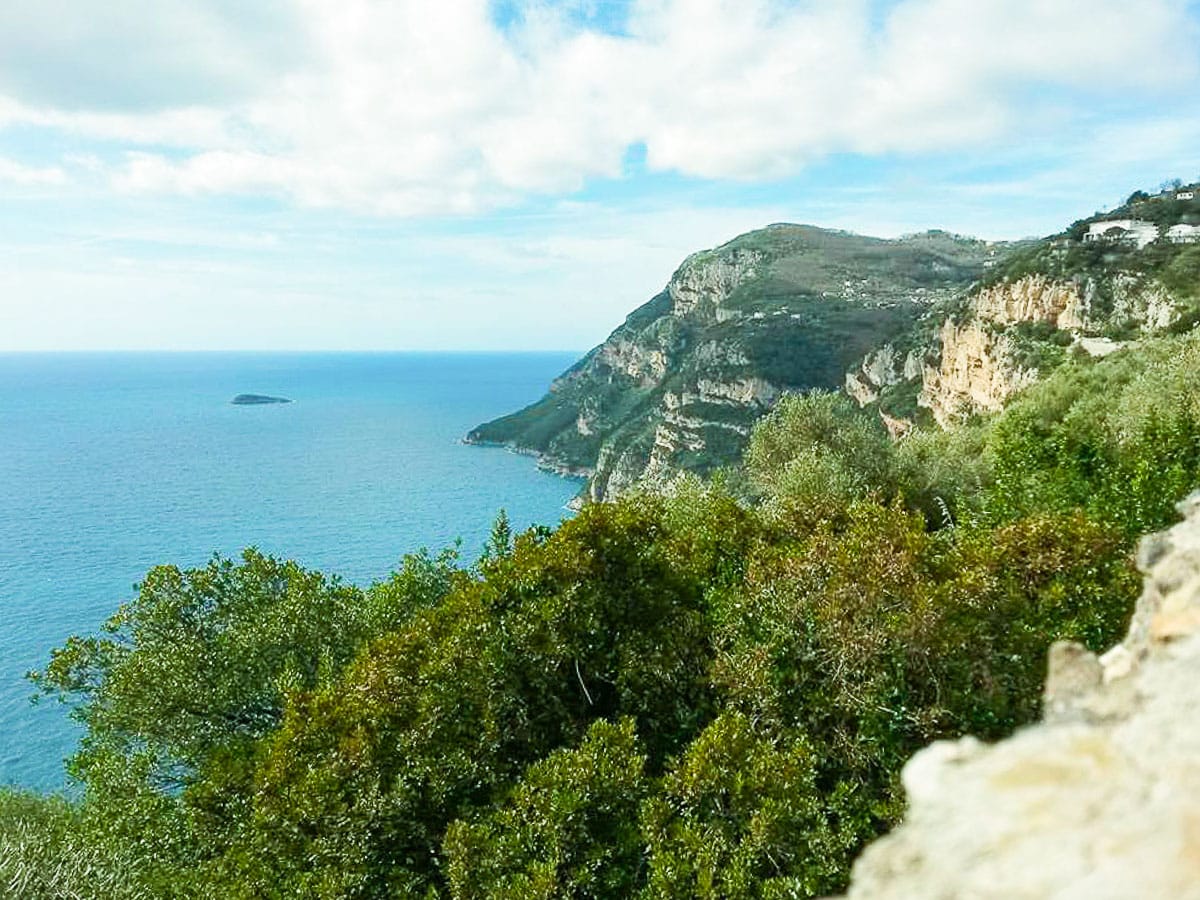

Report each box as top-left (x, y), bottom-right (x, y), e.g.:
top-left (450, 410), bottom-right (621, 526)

top-left (0, 352), bottom-right (580, 791)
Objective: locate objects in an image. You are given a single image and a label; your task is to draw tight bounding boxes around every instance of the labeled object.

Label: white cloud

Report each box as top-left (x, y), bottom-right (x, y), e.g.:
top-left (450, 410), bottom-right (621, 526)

top-left (0, 1), bottom-right (306, 110)
top-left (0, 157), bottom-right (66, 186)
top-left (0, 0), bottom-right (1196, 214)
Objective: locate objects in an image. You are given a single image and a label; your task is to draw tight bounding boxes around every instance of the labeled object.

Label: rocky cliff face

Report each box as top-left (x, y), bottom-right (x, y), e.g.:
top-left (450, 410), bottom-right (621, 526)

top-left (970, 273), bottom-right (1089, 329)
top-left (668, 248), bottom-right (763, 319)
top-left (1110, 273), bottom-right (1179, 331)
top-left (918, 317), bottom-right (1039, 427)
top-left (469, 225), bottom-right (993, 500)
top-left (847, 274), bottom-right (1080, 429)
top-left (834, 492), bottom-right (1200, 900)
top-left (845, 342), bottom-right (925, 406)
top-left (922, 275), bottom-right (1186, 426)
top-left (856, 264), bottom-right (1190, 429)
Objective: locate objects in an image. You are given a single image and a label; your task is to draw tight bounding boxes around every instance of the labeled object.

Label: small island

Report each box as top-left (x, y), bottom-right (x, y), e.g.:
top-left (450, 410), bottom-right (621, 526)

top-left (231, 394), bottom-right (291, 405)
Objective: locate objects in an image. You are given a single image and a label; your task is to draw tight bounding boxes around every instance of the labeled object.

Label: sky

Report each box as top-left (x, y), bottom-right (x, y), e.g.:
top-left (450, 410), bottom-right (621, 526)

top-left (0, 0), bottom-right (1198, 351)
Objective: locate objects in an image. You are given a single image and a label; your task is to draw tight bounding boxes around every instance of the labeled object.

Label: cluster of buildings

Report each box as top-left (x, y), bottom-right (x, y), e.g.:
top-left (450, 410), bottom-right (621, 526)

top-left (1083, 220), bottom-right (1200, 247)
top-left (1083, 184), bottom-right (1200, 248)
top-left (1083, 219), bottom-right (1162, 248)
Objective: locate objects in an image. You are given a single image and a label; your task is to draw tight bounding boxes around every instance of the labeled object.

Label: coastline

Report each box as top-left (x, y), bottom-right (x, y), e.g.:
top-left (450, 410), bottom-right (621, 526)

top-left (461, 434), bottom-right (593, 481)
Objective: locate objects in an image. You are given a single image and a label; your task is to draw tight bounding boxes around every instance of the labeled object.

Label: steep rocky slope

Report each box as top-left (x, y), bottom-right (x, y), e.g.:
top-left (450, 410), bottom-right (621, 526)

top-left (857, 187), bottom-right (1200, 429)
top-left (833, 492), bottom-right (1200, 899)
top-left (468, 225), bottom-right (1000, 500)
top-left (471, 184), bottom-right (1200, 499)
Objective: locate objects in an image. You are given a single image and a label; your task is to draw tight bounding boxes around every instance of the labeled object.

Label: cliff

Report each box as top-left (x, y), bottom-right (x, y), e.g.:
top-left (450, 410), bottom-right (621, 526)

top-left (472, 185), bottom-right (1200, 497)
top-left (914, 270), bottom-right (1189, 427)
top-left (468, 225), bottom-right (999, 500)
top-left (833, 492), bottom-right (1200, 899)
top-left (855, 191), bottom-right (1200, 429)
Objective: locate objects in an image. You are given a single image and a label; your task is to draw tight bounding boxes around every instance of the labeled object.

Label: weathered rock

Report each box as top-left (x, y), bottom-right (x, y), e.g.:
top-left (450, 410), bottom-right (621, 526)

top-left (668, 249), bottom-right (763, 319)
top-left (596, 337), bottom-right (669, 387)
top-left (1110, 274), bottom-right (1179, 332)
top-left (845, 343), bottom-right (926, 407)
top-left (971, 274), bottom-right (1089, 330)
top-left (845, 372), bottom-right (877, 405)
top-left (915, 269), bottom-right (1187, 426)
top-left (833, 492), bottom-right (1200, 900)
top-left (692, 377), bottom-right (779, 408)
top-left (918, 319), bottom-right (1038, 427)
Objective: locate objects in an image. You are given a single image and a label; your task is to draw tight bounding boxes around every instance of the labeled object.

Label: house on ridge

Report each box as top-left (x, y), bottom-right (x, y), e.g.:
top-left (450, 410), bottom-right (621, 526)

top-left (1083, 219), bottom-right (1159, 249)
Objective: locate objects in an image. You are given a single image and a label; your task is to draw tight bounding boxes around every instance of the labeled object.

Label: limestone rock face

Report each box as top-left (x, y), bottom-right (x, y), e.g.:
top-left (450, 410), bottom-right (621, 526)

top-left (845, 343), bottom-right (925, 405)
top-left (596, 337), bottom-right (669, 388)
top-left (971, 274), bottom-right (1089, 330)
top-left (834, 493), bottom-right (1200, 900)
top-left (918, 319), bottom-right (1038, 427)
top-left (915, 275), bottom-right (1087, 426)
top-left (1111, 274), bottom-right (1179, 332)
top-left (915, 270), bottom-right (1185, 427)
top-left (588, 439), bottom-right (651, 502)
top-left (692, 376), bottom-right (778, 408)
top-left (668, 249), bottom-right (763, 319)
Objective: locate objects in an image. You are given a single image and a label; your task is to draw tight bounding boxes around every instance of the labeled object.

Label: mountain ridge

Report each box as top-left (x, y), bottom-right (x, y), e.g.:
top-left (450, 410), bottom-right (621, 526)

top-left (467, 223), bottom-right (1006, 500)
top-left (471, 184), bottom-right (1200, 501)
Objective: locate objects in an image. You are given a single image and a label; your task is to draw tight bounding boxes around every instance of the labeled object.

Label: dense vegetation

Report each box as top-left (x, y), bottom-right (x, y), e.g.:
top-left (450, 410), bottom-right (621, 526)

top-left (4, 326), bottom-right (1199, 898)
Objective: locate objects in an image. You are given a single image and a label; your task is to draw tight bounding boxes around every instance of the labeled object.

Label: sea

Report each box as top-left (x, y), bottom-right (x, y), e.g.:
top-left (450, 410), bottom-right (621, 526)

top-left (0, 352), bottom-right (583, 791)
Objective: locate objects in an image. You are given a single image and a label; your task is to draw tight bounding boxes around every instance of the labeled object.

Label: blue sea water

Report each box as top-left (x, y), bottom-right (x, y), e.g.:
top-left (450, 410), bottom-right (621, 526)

top-left (0, 352), bottom-right (581, 791)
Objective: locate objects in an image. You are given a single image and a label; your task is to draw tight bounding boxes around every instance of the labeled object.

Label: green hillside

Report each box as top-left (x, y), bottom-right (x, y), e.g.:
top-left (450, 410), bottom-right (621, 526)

top-left (469, 225), bottom-right (1004, 500)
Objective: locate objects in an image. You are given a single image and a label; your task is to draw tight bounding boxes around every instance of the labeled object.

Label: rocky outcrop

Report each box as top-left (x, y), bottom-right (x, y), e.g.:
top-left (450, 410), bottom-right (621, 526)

top-left (668, 249), bottom-right (763, 320)
top-left (918, 319), bottom-right (1038, 427)
top-left (1111, 274), bottom-right (1179, 331)
top-left (914, 275), bottom-right (1089, 426)
top-left (588, 439), bottom-right (652, 502)
top-left (845, 343), bottom-right (925, 405)
top-left (595, 337), bottom-right (670, 388)
top-left (851, 275), bottom-right (1095, 422)
top-left (970, 274), bottom-right (1089, 330)
top-left (834, 492), bottom-right (1200, 900)
top-left (916, 269), bottom-right (1189, 426)
top-left (692, 376), bottom-right (779, 407)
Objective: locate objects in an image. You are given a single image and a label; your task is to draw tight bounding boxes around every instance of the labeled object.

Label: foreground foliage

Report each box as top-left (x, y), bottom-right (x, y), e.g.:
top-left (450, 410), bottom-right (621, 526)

top-left (6, 331), bottom-right (1200, 898)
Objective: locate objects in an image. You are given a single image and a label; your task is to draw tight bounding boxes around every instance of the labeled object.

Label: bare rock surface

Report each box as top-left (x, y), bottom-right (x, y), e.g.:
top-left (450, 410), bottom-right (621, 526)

top-left (918, 319), bottom-right (1037, 427)
top-left (971, 274), bottom-right (1088, 330)
top-left (834, 492), bottom-right (1200, 900)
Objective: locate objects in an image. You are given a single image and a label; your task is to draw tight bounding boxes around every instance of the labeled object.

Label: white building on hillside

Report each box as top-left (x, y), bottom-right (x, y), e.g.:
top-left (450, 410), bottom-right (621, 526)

top-left (1167, 223), bottom-right (1200, 243)
top-left (1177, 190), bottom-right (1195, 201)
top-left (1084, 219), bottom-right (1159, 249)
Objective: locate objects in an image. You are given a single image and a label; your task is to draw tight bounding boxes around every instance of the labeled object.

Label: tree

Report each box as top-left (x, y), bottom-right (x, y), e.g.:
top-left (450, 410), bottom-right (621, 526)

top-left (642, 713), bottom-right (846, 899)
top-left (444, 718), bottom-right (648, 900)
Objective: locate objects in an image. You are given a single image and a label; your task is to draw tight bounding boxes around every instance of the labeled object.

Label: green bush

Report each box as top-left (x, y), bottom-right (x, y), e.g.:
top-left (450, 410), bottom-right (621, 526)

top-left (445, 718), bottom-right (648, 900)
